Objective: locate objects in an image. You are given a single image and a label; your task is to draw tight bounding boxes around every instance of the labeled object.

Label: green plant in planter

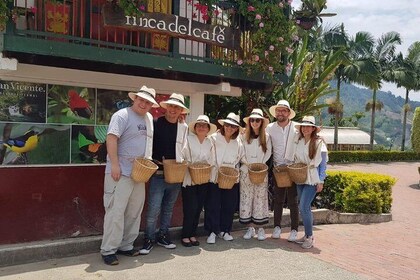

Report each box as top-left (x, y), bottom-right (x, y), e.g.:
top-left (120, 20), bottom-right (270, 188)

top-left (293, 0), bottom-right (335, 30)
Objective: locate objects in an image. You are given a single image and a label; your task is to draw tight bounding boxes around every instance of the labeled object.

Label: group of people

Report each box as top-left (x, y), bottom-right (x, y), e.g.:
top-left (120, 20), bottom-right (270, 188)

top-left (99, 85), bottom-right (328, 266)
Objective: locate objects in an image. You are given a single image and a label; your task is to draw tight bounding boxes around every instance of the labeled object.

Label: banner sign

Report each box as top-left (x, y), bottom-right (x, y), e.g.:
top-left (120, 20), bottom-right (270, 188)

top-left (102, 3), bottom-right (241, 50)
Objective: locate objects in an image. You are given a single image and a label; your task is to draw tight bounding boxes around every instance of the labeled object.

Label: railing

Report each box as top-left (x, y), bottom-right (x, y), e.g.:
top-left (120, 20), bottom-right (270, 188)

top-left (10, 0), bottom-right (254, 66)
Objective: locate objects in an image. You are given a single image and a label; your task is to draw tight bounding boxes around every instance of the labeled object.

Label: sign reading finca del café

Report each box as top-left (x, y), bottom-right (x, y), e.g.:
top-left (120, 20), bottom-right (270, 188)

top-left (103, 3), bottom-right (240, 50)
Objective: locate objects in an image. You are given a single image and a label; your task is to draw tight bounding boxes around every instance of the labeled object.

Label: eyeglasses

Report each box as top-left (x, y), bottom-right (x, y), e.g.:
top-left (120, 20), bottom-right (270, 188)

top-left (224, 123), bottom-right (238, 129)
top-left (249, 118), bottom-right (262, 123)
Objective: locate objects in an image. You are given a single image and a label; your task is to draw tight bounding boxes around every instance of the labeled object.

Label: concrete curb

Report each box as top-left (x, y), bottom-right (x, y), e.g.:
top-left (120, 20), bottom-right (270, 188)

top-left (0, 209), bottom-right (391, 267)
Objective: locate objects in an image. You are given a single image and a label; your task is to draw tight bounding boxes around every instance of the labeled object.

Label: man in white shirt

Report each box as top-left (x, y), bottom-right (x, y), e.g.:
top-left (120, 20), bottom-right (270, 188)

top-left (266, 100), bottom-right (299, 242)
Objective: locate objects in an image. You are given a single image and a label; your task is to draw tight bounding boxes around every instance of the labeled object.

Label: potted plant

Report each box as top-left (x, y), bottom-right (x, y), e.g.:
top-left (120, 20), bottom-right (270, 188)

top-left (293, 0), bottom-right (335, 30)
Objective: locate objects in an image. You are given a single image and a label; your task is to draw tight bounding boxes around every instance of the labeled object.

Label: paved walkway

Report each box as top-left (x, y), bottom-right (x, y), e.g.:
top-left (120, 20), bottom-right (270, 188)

top-left (0, 162), bottom-right (418, 280)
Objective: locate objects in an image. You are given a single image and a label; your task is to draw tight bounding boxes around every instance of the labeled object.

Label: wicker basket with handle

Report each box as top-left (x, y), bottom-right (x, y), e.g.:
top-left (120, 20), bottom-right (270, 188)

top-left (189, 163), bottom-right (212, 185)
top-left (163, 159), bottom-right (188, 184)
top-left (217, 166), bottom-right (239, 189)
top-left (248, 163), bottom-right (268, 185)
top-left (287, 163), bottom-right (308, 184)
top-left (273, 165), bottom-right (292, 188)
top-left (131, 158), bottom-right (158, 183)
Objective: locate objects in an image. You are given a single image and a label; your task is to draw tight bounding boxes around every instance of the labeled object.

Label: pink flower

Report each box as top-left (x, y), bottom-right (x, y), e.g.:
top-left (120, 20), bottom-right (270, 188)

top-left (292, 35), bottom-right (299, 41)
top-left (259, 22), bottom-right (264, 28)
top-left (214, 10), bottom-right (220, 16)
top-left (202, 14), bottom-right (210, 21)
top-left (286, 47), bottom-right (294, 54)
top-left (278, 2), bottom-right (284, 8)
top-left (237, 59), bottom-right (243, 66)
top-left (139, 5), bottom-right (145, 11)
top-left (254, 55), bottom-right (260, 62)
top-left (255, 14), bottom-right (262, 20)
top-left (264, 51), bottom-right (269, 57)
top-left (286, 63), bottom-right (293, 71)
top-left (247, 6), bottom-right (255, 12)
top-left (30, 7), bottom-right (37, 13)
top-left (288, 0), bottom-right (293, 4)
top-left (296, 19), bottom-right (301, 25)
top-left (269, 45), bottom-right (275, 51)
top-left (278, 37), bottom-right (284, 42)
top-left (268, 66), bottom-right (274, 72)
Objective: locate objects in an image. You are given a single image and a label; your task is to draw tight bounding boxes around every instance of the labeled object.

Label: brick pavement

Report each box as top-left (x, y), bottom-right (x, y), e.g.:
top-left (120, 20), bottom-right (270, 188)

top-left (266, 162), bottom-right (420, 280)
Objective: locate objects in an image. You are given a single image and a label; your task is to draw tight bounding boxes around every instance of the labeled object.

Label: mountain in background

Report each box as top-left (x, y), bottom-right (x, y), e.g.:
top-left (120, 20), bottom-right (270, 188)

top-left (318, 82), bottom-right (420, 149)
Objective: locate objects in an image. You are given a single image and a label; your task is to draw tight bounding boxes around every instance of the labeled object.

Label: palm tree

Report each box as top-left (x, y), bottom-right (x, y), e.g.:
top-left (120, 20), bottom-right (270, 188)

top-left (321, 25), bottom-right (375, 150)
top-left (357, 32), bottom-right (401, 150)
top-left (388, 42), bottom-right (420, 151)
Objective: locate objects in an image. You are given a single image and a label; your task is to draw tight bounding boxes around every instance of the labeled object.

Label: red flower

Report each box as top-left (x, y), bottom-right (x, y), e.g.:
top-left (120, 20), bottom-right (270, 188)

top-left (247, 6), bottom-right (255, 12)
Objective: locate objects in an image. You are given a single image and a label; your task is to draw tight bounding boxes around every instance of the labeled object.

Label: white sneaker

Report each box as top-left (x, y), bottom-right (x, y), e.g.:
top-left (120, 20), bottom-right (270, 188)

top-left (222, 232), bottom-right (234, 241)
top-left (257, 228), bottom-right (266, 241)
top-left (272, 226), bottom-right (281, 239)
top-left (301, 236), bottom-right (314, 249)
top-left (243, 227), bottom-right (255, 240)
top-left (287, 230), bottom-right (298, 242)
top-left (294, 235), bottom-right (306, 244)
top-left (207, 232), bottom-right (216, 244)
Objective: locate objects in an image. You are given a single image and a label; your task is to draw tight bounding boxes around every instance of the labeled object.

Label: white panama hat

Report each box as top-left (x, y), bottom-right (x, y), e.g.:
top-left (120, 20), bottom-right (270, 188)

top-left (160, 93), bottom-right (190, 114)
top-left (243, 108), bottom-right (269, 127)
top-left (295, 116), bottom-right (321, 133)
top-left (188, 115), bottom-right (217, 136)
top-left (269, 100), bottom-right (296, 119)
top-left (128, 85), bottom-right (159, 108)
top-left (218, 112), bottom-right (243, 131)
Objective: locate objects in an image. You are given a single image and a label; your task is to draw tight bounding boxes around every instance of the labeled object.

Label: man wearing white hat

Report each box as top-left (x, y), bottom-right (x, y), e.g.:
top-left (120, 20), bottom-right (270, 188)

top-left (100, 86), bottom-right (159, 265)
top-left (140, 93), bottom-right (189, 255)
top-left (266, 100), bottom-right (300, 242)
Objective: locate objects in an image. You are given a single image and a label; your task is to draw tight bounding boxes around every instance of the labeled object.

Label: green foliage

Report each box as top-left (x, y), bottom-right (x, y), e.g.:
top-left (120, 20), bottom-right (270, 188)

top-left (412, 107), bottom-right (420, 153)
top-left (319, 171), bottom-right (396, 214)
top-left (328, 151), bottom-right (420, 163)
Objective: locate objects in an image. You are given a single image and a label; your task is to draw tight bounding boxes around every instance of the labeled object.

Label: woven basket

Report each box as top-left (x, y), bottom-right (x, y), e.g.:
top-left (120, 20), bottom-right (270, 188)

top-left (273, 165), bottom-right (292, 188)
top-left (163, 159), bottom-right (188, 184)
top-left (131, 158), bottom-right (158, 183)
top-left (287, 163), bottom-right (308, 184)
top-left (217, 166), bottom-right (239, 189)
top-left (248, 163), bottom-right (268, 185)
top-left (189, 163), bottom-right (212, 185)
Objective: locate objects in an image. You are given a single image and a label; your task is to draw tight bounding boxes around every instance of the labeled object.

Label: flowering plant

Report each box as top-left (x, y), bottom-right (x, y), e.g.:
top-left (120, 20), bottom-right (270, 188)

top-left (115, 0), bottom-right (147, 16)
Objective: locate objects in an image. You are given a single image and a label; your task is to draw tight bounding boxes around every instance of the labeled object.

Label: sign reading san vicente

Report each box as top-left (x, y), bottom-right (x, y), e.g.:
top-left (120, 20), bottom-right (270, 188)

top-left (102, 4), bottom-right (241, 50)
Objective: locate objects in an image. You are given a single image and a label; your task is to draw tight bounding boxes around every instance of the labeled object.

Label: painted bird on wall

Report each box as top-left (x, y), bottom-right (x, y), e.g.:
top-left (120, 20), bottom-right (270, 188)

top-left (68, 90), bottom-right (93, 119)
top-left (1, 130), bottom-right (39, 154)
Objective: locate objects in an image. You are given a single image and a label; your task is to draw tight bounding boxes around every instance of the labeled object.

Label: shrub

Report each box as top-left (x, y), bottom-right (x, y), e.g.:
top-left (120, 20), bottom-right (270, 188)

top-left (316, 171), bottom-right (396, 214)
top-left (412, 107), bottom-right (420, 153)
top-left (328, 151), bottom-right (420, 163)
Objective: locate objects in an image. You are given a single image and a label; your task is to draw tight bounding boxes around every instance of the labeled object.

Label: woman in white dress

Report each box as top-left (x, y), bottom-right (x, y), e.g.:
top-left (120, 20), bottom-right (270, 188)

top-left (239, 109), bottom-right (272, 241)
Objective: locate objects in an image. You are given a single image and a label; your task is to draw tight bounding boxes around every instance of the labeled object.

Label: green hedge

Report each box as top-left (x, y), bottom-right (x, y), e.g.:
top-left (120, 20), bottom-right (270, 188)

top-left (316, 171), bottom-right (396, 214)
top-left (328, 151), bottom-right (420, 163)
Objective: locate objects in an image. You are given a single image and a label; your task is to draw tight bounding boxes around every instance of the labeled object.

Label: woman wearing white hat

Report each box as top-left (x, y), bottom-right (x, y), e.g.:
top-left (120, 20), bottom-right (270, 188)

top-left (205, 112), bottom-right (244, 244)
top-left (180, 115), bottom-right (217, 247)
top-left (240, 109), bottom-right (272, 241)
top-left (292, 116), bottom-right (326, 249)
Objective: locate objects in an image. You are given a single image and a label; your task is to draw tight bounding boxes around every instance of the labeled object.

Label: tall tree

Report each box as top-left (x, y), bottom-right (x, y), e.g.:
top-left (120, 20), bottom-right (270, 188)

top-left (357, 32), bottom-right (401, 150)
top-left (321, 25), bottom-right (375, 150)
top-left (388, 42), bottom-right (420, 151)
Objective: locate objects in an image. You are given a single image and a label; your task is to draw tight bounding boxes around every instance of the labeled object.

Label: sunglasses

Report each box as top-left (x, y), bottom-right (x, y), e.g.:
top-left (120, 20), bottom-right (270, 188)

top-left (224, 123), bottom-right (238, 129)
top-left (249, 118), bottom-right (262, 123)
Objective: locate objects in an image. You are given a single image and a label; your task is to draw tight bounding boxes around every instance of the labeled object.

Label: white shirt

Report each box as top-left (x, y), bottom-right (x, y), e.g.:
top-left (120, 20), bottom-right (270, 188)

top-left (240, 133), bottom-right (272, 173)
top-left (294, 138), bottom-right (323, 185)
top-left (266, 121), bottom-right (298, 166)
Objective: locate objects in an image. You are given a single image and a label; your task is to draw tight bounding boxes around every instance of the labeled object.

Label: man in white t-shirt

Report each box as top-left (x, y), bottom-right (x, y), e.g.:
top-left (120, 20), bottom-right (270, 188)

top-left (100, 86), bottom-right (159, 265)
top-left (266, 100), bottom-right (300, 242)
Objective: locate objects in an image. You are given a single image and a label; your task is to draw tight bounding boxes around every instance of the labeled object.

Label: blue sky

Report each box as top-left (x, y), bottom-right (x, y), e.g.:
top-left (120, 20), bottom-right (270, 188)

top-left (292, 0), bottom-right (420, 101)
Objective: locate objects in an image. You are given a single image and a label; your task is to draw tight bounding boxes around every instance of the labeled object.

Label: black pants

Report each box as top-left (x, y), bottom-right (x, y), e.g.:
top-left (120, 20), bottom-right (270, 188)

top-left (204, 183), bottom-right (239, 234)
top-left (273, 183), bottom-right (299, 231)
top-left (181, 183), bottom-right (208, 238)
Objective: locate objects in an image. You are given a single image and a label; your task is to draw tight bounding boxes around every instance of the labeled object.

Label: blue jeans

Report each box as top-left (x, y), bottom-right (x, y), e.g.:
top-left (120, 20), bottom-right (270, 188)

top-left (144, 174), bottom-right (181, 241)
top-left (296, 184), bottom-right (317, 237)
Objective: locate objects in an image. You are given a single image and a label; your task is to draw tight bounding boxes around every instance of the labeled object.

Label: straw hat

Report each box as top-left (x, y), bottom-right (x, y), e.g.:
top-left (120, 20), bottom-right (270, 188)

top-left (218, 112), bottom-right (243, 131)
top-left (269, 100), bottom-right (296, 119)
top-left (243, 108), bottom-right (269, 127)
top-left (160, 93), bottom-right (190, 114)
top-left (188, 115), bottom-right (217, 135)
top-left (128, 86), bottom-right (159, 108)
top-left (295, 116), bottom-right (321, 133)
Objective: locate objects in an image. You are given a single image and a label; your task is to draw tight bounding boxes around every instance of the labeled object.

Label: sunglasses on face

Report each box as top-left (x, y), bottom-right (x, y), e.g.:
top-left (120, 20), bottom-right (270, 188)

top-left (249, 118), bottom-right (262, 123)
top-left (224, 123), bottom-right (238, 129)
